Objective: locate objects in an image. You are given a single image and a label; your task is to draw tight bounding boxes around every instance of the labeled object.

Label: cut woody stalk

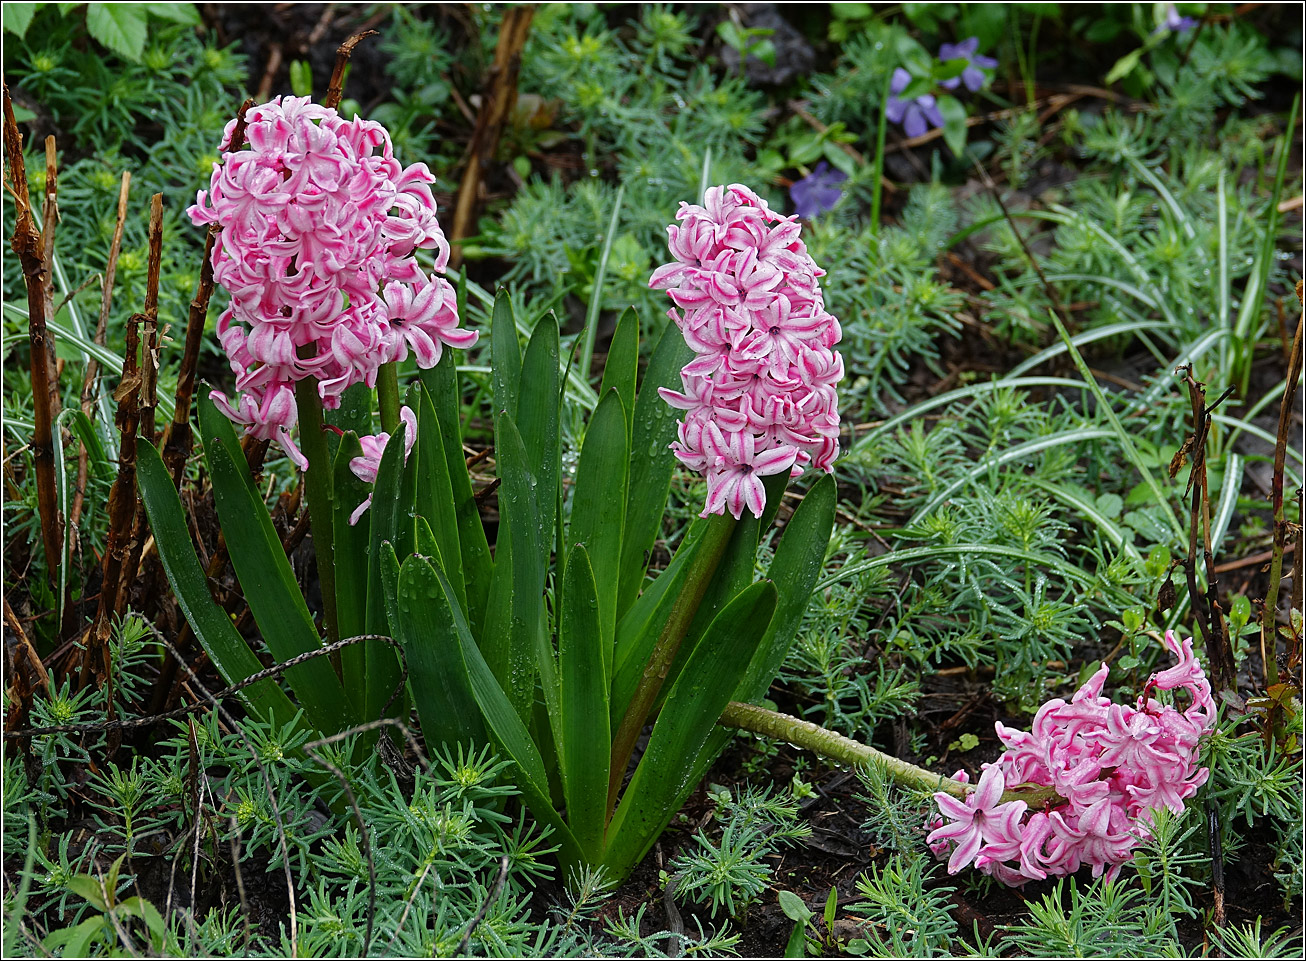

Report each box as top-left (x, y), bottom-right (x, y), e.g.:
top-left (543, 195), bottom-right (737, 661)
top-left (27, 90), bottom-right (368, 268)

top-left (3, 84), bottom-right (62, 583)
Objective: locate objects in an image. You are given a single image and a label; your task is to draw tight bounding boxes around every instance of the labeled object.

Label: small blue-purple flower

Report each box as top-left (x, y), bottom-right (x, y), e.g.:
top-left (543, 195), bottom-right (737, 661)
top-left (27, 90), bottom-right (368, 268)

top-left (1160, 4), bottom-right (1197, 34)
top-left (938, 37), bottom-right (998, 93)
top-left (886, 67), bottom-right (944, 139)
top-left (789, 161), bottom-right (847, 219)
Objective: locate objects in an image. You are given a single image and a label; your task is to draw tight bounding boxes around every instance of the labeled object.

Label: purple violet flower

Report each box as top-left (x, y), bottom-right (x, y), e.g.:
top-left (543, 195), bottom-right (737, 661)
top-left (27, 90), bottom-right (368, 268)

top-left (789, 161), bottom-right (847, 219)
top-left (885, 67), bottom-right (944, 139)
top-left (1163, 4), bottom-right (1197, 33)
top-left (938, 37), bottom-right (998, 93)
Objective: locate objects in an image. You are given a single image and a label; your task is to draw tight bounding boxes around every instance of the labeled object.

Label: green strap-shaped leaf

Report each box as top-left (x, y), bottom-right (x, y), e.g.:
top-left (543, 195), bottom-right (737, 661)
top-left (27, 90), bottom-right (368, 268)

top-left (657, 473), bottom-right (785, 706)
top-left (599, 307), bottom-right (639, 441)
top-left (136, 441), bottom-right (298, 727)
top-left (415, 385), bottom-right (466, 614)
top-left (517, 314), bottom-right (560, 546)
top-left (491, 290), bottom-right (521, 422)
top-left (604, 581), bottom-right (777, 881)
top-left (382, 546), bottom-right (484, 751)
top-left (418, 354), bottom-right (492, 638)
top-left (685, 474), bottom-right (838, 795)
top-left (609, 516), bottom-right (708, 727)
top-left (363, 418), bottom-right (415, 720)
top-left (616, 318), bottom-right (694, 619)
top-left (482, 414), bottom-right (544, 723)
top-left (416, 554), bottom-right (583, 868)
top-left (202, 429), bottom-right (351, 734)
top-left (557, 545), bottom-right (611, 861)
top-left (569, 389), bottom-right (629, 678)
top-left (331, 431), bottom-right (371, 716)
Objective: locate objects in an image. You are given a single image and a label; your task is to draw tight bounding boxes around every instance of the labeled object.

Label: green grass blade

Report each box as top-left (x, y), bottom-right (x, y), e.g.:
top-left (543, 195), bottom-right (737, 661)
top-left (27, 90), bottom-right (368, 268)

top-left (1026, 477), bottom-right (1143, 564)
top-left (579, 183), bottom-right (626, 384)
top-left (909, 427), bottom-right (1117, 524)
top-left (1048, 310), bottom-right (1183, 538)
top-left (137, 440), bottom-right (299, 727)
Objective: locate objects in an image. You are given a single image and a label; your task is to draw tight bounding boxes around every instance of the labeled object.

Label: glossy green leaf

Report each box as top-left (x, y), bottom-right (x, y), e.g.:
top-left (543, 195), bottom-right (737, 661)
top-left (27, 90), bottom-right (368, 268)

top-left (137, 440), bottom-right (298, 728)
top-left (517, 313), bottom-right (561, 545)
top-left (383, 546), bottom-right (484, 750)
top-left (557, 545), bottom-right (610, 861)
top-left (616, 318), bottom-right (694, 618)
top-left (491, 290), bottom-right (521, 422)
top-left (598, 307), bottom-right (639, 440)
top-left (418, 556), bottom-right (582, 868)
top-left (418, 353), bottom-right (492, 637)
top-left (604, 581), bottom-right (777, 880)
top-left (331, 432), bottom-right (370, 692)
top-left (414, 385), bottom-right (465, 613)
top-left (363, 418), bottom-right (415, 720)
top-left (201, 425), bottom-right (350, 734)
top-left (569, 389), bottom-right (629, 677)
top-left (482, 414), bottom-right (544, 723)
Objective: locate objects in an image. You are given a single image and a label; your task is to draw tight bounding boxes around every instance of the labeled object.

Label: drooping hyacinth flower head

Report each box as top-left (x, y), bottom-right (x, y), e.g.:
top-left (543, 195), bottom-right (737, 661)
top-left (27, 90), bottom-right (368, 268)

top-left (649, 184), bottom-right (842, 519)
top-left (188, 96), bottom-right (476, 469)
top-left (927, 630), bottom-right (1215, 885)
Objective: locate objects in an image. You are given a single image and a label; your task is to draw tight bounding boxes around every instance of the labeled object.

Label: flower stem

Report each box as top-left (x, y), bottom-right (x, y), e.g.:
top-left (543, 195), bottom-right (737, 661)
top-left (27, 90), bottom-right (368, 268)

top-left (294, 378), bottom-right (340, 648)
top-left (607, 512), bottom-right (737, 817)
top-left (376, 362), bottom-right (400, 434)
top-left (717, 701), bottom-right (1063, 807)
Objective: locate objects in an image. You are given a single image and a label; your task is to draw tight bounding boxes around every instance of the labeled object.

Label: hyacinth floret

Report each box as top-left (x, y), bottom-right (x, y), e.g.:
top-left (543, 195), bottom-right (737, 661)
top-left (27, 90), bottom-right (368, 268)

top-left (649, 184), bottom-right (842, 519)
top-left (189, 96), bottom-right (476, 470)
top-left (927, 630), bottom-right (1215, 884)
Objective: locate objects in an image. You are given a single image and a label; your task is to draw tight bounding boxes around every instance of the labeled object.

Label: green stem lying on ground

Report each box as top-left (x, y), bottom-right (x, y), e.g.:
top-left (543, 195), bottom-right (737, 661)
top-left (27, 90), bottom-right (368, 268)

top-left (295, 377), bottom-right (340, 648)
top-left (608, 512), bottom-right (738, 817)
top-left (718, 701), bottom-right (1065, 807)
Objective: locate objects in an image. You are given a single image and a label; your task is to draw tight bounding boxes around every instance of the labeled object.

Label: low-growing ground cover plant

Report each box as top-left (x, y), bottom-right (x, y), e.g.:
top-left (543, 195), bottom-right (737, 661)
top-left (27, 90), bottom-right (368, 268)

top-left (2, 3), bottom-right (1301, 958)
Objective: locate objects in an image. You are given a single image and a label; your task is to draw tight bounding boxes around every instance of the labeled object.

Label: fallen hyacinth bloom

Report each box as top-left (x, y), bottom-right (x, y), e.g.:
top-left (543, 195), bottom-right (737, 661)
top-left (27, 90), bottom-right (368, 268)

top-left (649, 184), bottom-right (843, 519)
top-left (189, 95), bottom-right (475, 469)
top-left (927, 630), bottom-right (1215, 884)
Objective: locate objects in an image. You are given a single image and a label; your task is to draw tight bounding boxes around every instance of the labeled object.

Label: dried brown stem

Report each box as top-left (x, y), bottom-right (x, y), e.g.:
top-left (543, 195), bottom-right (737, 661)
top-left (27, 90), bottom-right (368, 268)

top-left (4, 84), bottom-right (61, 581)
top-left (136, 194), bottom-right (165, 445)
top-left (70, 171), bottom-right (131, 535)
top-left (4, 595), bottom-right (50, 738)
top-left (85, 308), bottom-right (142, 690)
top-left (1263, 289), bottom-right (1304, 683)
top-left (162, 99), bottom-right (253, 489)
top-left (1177, 369), bottom-right (1238, 694)
top-left (448, 6), bottom-right (534, 269)
top-left (323, 30), bottom-right (378, 110)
